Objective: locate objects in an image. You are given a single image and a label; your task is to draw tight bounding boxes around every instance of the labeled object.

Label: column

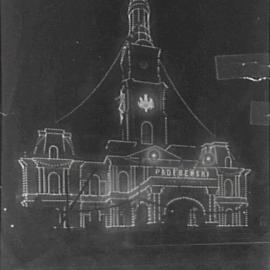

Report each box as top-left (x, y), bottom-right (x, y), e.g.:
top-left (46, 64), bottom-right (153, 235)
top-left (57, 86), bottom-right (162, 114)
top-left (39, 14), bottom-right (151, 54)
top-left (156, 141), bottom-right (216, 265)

top-left (245, 208), bottom-right (248, 226)
top-left (131, 207), bottom-right (135, 226)
top-left (147, 202), bottom-right (151, 224)
top-left (157, 193), bottom-right (161, 222)
top-left (153, 194), bottom-right (156, 223)
top-left (109, 207), bottom-right (113, 227)
top-left (221, 206), bottom-right (225, 226)
top-left (220, 175), bottom-right (224, 196)
top-left (37, 167), bottom-right (41, 193)
top-left (151, 186), bottom-right (164, 223)
top-left (147, 192), bottom-right (161, 224)
top-left (62, 168), bottom-right (66, 194)
top-left (207, 194), bottom-right (215, 223)
top-left (238, 176), bottom-right (241, 197)
top-left (234, 208), bottom-right (238, 226)
top-left (212, 195), bottom-right (218, 223)
top-left (114, 207), bottom-right (119, 227)
top-left (80, 203), bottom-right (83, 228)
top-left (42, 167), bottom-right (46, 193)
top-left (232, 208), bottom-right (235, 226)
top-left (147, 189), bottom-right (153, 224)
top-left (244, 177), bottom-right (247, 197)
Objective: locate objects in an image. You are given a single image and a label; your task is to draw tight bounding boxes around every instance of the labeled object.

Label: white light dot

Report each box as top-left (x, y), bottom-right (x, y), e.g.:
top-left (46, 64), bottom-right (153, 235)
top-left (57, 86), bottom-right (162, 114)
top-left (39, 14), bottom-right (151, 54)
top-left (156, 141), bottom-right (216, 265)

top-left (3, 208), bottom-right (7, 212)
top-left (150, 151), bottom-right (159, 161)
top-left (10, 224), bottom-right (15, 228)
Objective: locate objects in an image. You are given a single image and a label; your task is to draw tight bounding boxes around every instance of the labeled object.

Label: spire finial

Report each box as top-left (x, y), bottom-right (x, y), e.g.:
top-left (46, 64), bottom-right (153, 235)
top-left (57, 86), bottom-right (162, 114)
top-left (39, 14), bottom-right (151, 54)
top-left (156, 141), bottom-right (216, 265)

top-left (128, 0), bottom-right (153, 46)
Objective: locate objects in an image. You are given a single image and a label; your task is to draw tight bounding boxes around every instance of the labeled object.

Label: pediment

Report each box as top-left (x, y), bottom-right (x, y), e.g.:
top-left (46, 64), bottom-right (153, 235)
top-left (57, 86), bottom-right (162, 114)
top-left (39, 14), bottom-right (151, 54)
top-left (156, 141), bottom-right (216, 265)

top-left (128, 145), bottom-right (182, 161)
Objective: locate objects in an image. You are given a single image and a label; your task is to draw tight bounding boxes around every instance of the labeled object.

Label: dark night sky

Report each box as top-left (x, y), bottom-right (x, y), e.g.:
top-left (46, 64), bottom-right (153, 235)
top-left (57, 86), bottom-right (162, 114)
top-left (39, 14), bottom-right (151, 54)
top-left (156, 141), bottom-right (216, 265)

top-left (2, 0), bottom-right (269, 213)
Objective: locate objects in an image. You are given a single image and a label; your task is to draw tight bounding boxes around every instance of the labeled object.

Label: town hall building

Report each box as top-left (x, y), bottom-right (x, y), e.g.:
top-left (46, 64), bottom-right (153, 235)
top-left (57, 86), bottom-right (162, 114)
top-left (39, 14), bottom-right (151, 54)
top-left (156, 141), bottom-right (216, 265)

top-left (18, 0), bottom-right (250, 230)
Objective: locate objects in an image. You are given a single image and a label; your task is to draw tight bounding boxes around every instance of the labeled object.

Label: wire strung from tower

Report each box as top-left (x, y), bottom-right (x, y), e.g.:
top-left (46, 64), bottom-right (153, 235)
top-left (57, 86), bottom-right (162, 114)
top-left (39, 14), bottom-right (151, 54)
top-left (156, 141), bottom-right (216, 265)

top-left (160, 62), bottom-right (216, 138)
top-left (55, 41), bottom-right (126, 124)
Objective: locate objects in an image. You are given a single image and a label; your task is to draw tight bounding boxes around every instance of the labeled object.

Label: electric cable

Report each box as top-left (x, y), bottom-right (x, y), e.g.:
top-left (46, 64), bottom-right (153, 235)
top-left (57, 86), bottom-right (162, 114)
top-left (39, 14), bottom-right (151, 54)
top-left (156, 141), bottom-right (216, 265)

top-left (55, 42), bottom-right (125, 124)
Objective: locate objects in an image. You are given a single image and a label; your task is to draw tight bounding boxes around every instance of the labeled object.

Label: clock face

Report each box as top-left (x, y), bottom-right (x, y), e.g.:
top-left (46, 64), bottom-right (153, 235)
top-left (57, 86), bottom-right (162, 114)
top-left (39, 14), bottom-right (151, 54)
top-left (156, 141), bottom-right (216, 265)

top-left (138, 94), bottom-right (154, 113)
top-left (139, 60), bottom-right (149, 70)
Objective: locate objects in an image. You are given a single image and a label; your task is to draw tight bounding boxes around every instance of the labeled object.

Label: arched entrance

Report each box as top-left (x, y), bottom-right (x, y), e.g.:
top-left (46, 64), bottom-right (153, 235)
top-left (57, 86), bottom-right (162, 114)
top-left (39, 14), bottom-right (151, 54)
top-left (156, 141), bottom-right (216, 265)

top-left (165, 197), bottom-right (205, 230)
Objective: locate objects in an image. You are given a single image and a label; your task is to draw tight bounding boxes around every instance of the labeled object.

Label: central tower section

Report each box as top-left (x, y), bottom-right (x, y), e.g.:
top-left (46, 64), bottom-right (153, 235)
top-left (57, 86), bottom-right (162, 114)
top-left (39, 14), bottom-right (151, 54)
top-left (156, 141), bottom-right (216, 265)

top-left (118, 0), bottom-right (168, 146)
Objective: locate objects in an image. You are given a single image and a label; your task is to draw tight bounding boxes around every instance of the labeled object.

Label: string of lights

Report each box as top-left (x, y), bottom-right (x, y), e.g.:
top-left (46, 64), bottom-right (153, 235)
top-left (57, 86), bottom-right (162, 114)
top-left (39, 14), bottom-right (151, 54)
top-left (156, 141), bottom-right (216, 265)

top-left (66, 196), bottom-right (247, 216)
top-left (160, 62), bottom-right (216, 138)
top-left (55, 40), bottom-right (127, 124)
top-left (243, 76), bottom-right (270, 82)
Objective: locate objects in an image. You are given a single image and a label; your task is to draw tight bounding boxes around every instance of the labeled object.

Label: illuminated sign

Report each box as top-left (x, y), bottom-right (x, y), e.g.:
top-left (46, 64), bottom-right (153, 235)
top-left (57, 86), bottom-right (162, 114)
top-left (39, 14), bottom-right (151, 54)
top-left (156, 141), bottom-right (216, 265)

top-left (138, 94), bottom-right (154, 113)
top-left (153, 167), bottom-right (210, 178)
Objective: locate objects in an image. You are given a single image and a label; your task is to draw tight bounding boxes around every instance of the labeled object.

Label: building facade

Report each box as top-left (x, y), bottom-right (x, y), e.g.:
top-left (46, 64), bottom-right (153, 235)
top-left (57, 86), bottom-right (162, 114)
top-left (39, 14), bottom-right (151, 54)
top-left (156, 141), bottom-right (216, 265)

top-left (18, 0), bottom-right (250, 230)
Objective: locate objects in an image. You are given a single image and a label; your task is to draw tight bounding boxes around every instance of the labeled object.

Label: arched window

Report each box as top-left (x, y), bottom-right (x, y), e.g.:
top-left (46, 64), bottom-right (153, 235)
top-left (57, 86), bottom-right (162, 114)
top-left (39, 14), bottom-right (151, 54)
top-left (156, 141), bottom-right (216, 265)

top-left (119, 172), bottom-right (128, 192)
top-left (225, 209), bottom-right (233, 226)
top-left (224, 179), bottom-right (233, 197)
top-left (90, 175), bottom-right (99, 195)
top-left (141, 121), bottom-right (153, 145)
top-left (119, 212), bottom-right (125, 226)
top-left (48, 173), bottom-right (60, 194)
top-left (188, 207), bottom-right (199, 227)
top-left (49, 145), bottom-right (59, 159)
top-left (225, 156), bottom-right (232, 168)
top-left (119, 208), bottom-right (128, 226)
top-left (83, 212), bottom-right (91, 228)
top-left (81, 180), bottom-right (89, 195)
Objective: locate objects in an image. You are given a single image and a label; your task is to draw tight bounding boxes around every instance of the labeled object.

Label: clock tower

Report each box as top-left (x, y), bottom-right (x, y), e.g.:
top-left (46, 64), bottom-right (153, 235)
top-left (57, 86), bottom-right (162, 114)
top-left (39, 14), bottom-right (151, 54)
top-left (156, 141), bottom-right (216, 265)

top-left (118, 0), bottom-right (168, 146)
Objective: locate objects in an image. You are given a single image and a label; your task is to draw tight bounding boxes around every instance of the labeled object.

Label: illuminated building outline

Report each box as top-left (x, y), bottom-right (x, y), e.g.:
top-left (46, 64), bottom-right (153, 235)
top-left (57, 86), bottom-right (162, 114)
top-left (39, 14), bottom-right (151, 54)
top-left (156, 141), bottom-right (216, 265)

top-left (18, 0), bottom-right (250, 230)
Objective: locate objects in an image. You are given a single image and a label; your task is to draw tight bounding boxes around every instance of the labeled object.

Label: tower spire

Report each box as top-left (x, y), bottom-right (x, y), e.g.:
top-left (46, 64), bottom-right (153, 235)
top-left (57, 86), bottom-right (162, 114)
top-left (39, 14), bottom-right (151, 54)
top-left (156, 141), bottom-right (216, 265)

top-left (128, 0), bottom-right (153, 46)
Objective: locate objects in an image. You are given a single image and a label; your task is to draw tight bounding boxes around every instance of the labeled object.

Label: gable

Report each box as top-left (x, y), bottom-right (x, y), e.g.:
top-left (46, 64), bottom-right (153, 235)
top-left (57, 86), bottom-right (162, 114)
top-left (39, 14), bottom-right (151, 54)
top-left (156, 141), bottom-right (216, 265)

top-left (128, 145), bottom-right (182, 161)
